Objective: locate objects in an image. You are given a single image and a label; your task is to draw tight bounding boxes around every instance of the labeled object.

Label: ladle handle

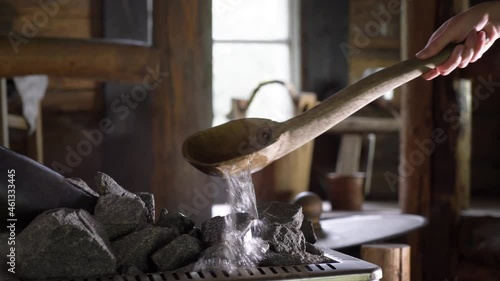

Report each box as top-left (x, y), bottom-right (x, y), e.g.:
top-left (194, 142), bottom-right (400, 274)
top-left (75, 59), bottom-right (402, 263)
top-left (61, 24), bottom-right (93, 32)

top-left (278, 44), bottom-right (456, 155)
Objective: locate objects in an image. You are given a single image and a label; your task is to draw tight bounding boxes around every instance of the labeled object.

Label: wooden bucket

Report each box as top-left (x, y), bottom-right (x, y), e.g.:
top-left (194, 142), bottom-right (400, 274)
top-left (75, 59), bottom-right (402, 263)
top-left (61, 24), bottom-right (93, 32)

top-left (227, 81), bottom-right (317, 202)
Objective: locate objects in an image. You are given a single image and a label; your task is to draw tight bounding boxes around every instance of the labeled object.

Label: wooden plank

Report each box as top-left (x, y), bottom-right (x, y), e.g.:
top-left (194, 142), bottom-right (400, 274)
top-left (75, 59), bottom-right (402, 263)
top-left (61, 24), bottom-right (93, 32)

top-left (349, 51), bottom-right (400, 85)
top-left (8, 114), bottom-right (29, 130)
top-left (400, 1), bottom-right (437, 281)
top-left (0, 37), bottom-right (159, 83)
top-left (151, 0), bottom-right (213, 224)
top-left (0, 0), bottom-right (99, 18)
top-left (349, 0), bottom-right (401, 51)
top-left (42, 90), bottom-right (96, 112)
top-left (0, 18), bottom-right (98, 38)
top-left (336, 134), bottom-right (363, 174)
top-left (47, 78), bottom-right (96, 91)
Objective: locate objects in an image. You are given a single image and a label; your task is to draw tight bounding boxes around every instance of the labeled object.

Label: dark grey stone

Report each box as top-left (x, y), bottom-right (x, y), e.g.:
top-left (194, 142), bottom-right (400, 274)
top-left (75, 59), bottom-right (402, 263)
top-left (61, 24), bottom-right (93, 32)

top-left (152, 234), bottom-right (203, 271)
top-left (17, 208), bottom-right (116, 280)
top-left (263, 225), bottom-right (306, 254)
top-left (189, 228), bottom-right (202, 240)
top-left (95, 171), bottom-right (129, 196)
top-left (119, 265), bottom-right (143, 275)
top-left (112, 226), bottom-right (179, 272)
top-left (260, 252), bottom-right (333, 266)
top-left (158, 208), bottom-right (168, 218)
top-left (94, 193), bottom-right (147, 240)
top-left (156, 212), bottom-right (195, 234)
top-left (136, 192), bottom-right (156, 224)
top-left (201, 216), bottom-right (226, 246)
top-left (201, 213), bottom-right (255, 246)
top-left (300, 219), bottom-right (317, 244)
top-left (305, 242), bottom-right (324, 256)
top-left (258, 202), bottom-right (304, 229)
top-left (66, 177), bottom-right (99, 197)
top-left (195, 244), bottom-right (237, 270)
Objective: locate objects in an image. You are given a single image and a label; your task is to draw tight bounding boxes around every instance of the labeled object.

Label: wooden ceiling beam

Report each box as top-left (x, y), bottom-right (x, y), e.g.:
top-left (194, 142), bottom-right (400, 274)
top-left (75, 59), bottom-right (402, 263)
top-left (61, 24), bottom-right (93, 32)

top-left (0, 37), bottom-right (160, 83)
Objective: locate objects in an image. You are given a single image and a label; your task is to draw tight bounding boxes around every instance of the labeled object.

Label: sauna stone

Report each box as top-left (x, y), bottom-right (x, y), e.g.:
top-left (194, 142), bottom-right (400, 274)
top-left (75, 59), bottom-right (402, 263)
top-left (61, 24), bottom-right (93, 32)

top-left (201, 213), bottom-right (255, 246)
top-left (258, 202), bottom-right (304, 229)
top-left (136, 192), bottom-right (156, 224)
top-left (156, 211), bottom-right (195, 234)
top-left (94, 193), bottom-right (148, 240)
top-left (112, 226), bottom-right (179, 272)
top-left (17, 209), bottom-right (116, 280)
top-left (264, 224), bottom-right (306, 254)
top-left (196, 244), bottom-right (237, 268)
top-left (189, 227), bottom-right (202, 240)
top-left (119, 265), bottom-right (143, 275)
top-left (300, 219), bottom-right (317, 244)
top-left (66, 177), bottom-right (99, 197)
top-left (95, 171), bottom-right (133, 196)
top-left (201, 215), bottom-right (226, 246)
top-left (93, 173), bottom-right (148, 240)
top-left (152, 234), bottom-right (203, 271)
top-left (305, 242), bottom-right (324, 256)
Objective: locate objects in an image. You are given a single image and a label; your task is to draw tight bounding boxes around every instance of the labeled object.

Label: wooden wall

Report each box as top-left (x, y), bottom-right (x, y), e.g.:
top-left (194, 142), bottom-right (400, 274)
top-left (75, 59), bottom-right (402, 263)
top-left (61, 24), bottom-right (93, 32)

top-left (1, 0), bottom-right (103, 184)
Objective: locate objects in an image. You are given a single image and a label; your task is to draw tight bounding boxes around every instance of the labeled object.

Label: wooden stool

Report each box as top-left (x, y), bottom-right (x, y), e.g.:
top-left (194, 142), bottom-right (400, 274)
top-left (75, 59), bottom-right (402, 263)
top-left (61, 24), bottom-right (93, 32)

top-left (361, 244), bottom-right (410, 281)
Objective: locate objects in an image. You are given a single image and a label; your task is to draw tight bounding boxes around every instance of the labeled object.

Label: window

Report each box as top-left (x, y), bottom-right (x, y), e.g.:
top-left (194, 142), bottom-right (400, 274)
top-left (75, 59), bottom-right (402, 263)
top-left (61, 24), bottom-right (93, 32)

top-left (212, 0), bottom-right (301, 126)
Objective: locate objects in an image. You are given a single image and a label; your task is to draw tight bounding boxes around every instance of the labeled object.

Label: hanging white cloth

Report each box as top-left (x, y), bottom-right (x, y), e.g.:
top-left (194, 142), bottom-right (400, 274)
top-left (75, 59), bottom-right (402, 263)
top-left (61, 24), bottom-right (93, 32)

top-left (13, 75), bottom-right (48, 135)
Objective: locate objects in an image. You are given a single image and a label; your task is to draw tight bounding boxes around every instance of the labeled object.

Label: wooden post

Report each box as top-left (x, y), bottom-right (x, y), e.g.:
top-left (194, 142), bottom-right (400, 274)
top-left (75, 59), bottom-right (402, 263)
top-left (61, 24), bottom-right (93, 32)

top-left (27, 103), bottom-right (44, 163)
top-left (401, 0), bottom-right (471, 280)
top-left (400, 1), bottom-right (436, 280)
top-left (361, 244), bottom-right (411, 281)
top-left (151, 0), bottom-right (213, 224)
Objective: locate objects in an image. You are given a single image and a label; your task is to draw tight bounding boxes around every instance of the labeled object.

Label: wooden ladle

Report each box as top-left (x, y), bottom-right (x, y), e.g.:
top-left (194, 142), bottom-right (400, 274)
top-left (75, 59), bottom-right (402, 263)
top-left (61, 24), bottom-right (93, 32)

top-left (183, 46), bottom-right (454, 176)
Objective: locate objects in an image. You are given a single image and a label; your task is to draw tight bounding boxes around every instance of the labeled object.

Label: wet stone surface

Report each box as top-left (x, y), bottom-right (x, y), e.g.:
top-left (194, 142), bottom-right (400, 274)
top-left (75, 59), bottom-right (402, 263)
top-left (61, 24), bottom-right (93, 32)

top-left (156, 211), bottom-right (195, 234)
top-left (152, 234), bottom-right (203, 271)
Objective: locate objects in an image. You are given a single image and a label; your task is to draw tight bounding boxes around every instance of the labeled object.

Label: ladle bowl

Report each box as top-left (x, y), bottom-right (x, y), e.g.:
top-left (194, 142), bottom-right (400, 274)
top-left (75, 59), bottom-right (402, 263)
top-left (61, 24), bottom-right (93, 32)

top-left (183, 45), bottom-right (456, 176)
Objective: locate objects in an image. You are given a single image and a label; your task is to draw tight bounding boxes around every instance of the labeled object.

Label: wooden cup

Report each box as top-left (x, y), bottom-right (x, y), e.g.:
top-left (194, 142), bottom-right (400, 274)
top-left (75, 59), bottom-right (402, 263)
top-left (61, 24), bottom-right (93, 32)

top-left (325, 172), bottom-right (365, 211)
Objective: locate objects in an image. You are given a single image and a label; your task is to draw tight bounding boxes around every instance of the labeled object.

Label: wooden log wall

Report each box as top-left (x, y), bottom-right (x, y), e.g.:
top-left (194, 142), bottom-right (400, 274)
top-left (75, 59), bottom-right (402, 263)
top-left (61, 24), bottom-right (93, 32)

top-left (0, 0), bottom-right (103, 183)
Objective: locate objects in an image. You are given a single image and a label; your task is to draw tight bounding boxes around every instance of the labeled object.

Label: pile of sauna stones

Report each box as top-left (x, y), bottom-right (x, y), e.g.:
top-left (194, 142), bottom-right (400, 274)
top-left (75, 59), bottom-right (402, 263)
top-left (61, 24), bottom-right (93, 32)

top-left (16, 172), bottom-right (331, 280)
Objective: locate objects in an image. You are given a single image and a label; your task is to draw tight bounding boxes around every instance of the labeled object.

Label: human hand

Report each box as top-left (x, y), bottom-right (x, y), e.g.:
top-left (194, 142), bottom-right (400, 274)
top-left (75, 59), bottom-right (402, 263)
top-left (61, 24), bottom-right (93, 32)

top-left (416, 2), bottom-right (500, 80)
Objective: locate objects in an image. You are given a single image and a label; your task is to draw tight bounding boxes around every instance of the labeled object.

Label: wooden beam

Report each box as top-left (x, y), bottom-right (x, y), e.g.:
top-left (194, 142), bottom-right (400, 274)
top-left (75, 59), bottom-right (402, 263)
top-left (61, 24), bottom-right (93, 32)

top-left (0, 37), bottom-right (159, 83)
top-left (151, 0), bottom-right (213, 224)
top-left (401, 1), bottom-right (471, 280)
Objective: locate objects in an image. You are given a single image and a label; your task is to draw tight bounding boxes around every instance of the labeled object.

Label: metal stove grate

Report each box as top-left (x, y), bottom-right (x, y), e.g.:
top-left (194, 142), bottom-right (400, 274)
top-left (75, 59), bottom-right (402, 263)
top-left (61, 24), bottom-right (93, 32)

top-left (34, 250), bottom-right (381, 281)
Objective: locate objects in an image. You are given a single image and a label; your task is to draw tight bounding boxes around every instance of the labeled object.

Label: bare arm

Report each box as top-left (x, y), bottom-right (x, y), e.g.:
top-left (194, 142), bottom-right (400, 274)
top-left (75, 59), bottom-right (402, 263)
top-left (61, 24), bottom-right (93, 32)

top-left (416, 1), bottom-right (500, 80)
